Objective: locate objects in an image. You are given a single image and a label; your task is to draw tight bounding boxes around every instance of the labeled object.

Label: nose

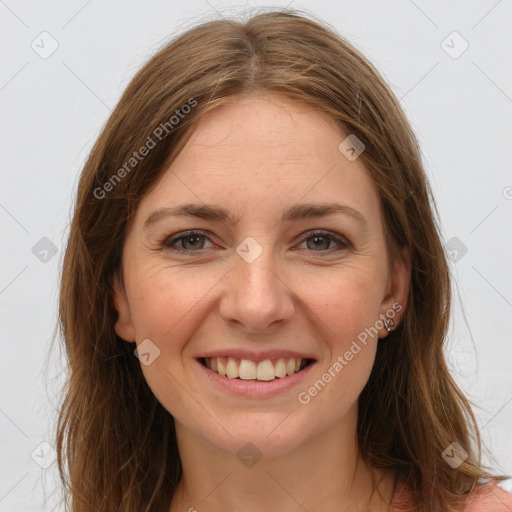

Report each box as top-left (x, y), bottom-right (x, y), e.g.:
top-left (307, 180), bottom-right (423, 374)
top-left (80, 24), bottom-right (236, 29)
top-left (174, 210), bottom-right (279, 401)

top-left (218, 248), bottom-right (295, 334)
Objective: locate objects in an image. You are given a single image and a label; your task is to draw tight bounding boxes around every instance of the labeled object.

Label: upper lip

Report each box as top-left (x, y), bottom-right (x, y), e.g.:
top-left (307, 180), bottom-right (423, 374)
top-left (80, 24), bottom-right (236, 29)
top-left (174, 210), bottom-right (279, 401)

top-left (196, 349), bottom-right (316, 363)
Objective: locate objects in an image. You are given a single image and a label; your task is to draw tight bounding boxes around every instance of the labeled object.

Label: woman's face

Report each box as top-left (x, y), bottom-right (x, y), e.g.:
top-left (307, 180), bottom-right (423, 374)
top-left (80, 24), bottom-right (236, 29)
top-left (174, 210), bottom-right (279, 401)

top-left (113, 93), bottom-right (409, 458)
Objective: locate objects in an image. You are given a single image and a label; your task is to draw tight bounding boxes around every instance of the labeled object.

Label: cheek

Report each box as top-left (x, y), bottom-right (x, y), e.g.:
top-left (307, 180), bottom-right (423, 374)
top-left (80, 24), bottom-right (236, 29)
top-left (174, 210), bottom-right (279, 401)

top-left (128, 269), bottom-right (218, 418)
top-left (305, 267), bottom-right (384, 343)
top-left (127, 266), bottom-right (220, 342)
top-left (299, 270), bottom-right (382, 400)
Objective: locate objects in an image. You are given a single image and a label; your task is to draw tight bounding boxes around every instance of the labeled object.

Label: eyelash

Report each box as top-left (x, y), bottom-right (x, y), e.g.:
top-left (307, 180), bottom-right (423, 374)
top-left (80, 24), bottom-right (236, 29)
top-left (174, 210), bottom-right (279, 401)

top-left (160, 229), bottom-right (351, 256)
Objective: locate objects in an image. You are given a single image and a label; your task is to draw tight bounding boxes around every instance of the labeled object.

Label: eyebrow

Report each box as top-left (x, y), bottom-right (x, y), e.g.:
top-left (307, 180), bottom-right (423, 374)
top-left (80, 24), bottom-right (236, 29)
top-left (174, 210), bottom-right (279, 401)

top-left (143, 202), bottom-right (367, 230)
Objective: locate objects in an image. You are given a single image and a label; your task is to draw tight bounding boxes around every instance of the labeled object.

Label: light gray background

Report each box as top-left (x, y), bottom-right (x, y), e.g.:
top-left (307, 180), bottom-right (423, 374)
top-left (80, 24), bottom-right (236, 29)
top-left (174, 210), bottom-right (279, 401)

top-left (1, 1), bottom-right (511, 510)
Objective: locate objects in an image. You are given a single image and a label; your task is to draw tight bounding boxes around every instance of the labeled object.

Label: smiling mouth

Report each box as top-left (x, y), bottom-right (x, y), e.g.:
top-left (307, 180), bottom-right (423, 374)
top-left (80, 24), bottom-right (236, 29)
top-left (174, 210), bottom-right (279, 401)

top-left (199, 356), bottom-right (314, 382)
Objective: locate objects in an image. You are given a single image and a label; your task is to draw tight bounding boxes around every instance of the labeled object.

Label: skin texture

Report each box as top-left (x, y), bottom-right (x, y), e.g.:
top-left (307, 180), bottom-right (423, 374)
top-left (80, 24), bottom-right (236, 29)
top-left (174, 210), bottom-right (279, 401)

top-left (113, 93), bottom-right (410, 511)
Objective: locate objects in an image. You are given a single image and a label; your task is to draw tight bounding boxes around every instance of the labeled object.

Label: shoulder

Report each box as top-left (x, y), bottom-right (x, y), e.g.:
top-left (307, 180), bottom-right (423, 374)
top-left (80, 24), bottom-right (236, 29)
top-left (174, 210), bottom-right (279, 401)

top-left (463, 479), bottom-right (512, 511)
top-left (391, 478), bottom-right (512, 511)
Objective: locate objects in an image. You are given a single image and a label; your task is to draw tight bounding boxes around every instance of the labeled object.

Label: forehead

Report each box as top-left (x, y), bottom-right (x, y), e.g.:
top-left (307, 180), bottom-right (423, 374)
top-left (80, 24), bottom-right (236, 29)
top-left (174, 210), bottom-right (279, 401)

top-left (135, 93), bottom-right (382, 227)
top-left (179, 93), bottom-right (347, 174)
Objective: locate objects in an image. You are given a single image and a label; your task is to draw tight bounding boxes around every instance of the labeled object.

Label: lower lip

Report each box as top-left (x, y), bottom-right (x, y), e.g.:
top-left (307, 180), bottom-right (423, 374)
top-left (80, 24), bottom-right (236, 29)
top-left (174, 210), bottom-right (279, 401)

top-left (196, 359), bottom-right (316, 398)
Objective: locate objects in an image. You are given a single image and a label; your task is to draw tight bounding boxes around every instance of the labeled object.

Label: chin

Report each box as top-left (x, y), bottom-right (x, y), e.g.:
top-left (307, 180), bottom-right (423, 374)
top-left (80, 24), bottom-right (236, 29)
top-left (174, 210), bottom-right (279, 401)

top-left (198, 412), bottom-right (316, 460)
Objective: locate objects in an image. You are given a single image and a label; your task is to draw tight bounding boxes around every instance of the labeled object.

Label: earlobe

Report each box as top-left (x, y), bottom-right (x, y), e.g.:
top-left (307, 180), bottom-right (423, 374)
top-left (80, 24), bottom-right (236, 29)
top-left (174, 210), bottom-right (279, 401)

top-left (112, 272), bottom-right (136, 343)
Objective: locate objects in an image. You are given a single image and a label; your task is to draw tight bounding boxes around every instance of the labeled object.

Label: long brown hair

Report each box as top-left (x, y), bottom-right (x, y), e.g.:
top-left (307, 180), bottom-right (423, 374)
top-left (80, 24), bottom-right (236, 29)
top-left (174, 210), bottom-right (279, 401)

top-left (56, 8), bottom-right (506, 511)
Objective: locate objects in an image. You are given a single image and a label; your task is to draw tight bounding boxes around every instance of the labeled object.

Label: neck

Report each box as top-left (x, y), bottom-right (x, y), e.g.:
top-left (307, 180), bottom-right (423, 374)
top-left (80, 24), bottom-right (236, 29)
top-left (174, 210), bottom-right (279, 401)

top-left (169, 407), bottom-right (396, 512)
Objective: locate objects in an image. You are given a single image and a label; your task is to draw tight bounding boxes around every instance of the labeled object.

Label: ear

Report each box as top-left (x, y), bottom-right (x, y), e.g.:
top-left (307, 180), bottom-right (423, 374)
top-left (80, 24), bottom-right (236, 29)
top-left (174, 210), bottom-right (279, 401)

top-left (112, 271), bottom-right (136, 343)
top-left (378, 245), bottom-right (411, 335)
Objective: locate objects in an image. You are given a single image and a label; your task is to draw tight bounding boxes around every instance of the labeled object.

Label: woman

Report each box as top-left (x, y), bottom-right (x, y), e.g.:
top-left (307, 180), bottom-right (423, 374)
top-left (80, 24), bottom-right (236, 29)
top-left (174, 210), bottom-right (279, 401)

top-left (56, 8), bottom-right (512, 512)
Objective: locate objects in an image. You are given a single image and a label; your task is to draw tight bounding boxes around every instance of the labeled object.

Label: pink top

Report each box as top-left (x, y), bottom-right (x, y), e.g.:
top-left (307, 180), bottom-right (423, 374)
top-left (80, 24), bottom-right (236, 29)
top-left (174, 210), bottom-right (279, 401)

top-left (391, 478), bottom-right (512, 511)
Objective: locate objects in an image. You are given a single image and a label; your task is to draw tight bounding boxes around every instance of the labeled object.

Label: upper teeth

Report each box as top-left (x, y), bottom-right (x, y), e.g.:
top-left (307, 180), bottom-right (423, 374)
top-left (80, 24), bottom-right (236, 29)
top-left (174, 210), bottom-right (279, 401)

top-left (204, 357), bottom-right (307, 381)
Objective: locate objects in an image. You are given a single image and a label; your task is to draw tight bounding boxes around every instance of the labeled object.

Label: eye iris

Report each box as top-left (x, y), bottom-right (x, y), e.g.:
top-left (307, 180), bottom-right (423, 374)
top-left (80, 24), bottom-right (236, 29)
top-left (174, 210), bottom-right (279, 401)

top-left (182, 235), bottom-right (204, 250)
top-left (307, 235), bottom-right (330, 251)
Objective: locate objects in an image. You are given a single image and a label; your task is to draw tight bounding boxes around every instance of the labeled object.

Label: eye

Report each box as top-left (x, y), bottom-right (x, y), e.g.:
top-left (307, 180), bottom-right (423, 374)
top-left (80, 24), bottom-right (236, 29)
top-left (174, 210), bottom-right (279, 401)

top-left (296, 231), bottom-right (350, 254)
top-left (161, 230), bottom-right (215, 253)
top-left (160, 229), bottom-right (351, 255)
